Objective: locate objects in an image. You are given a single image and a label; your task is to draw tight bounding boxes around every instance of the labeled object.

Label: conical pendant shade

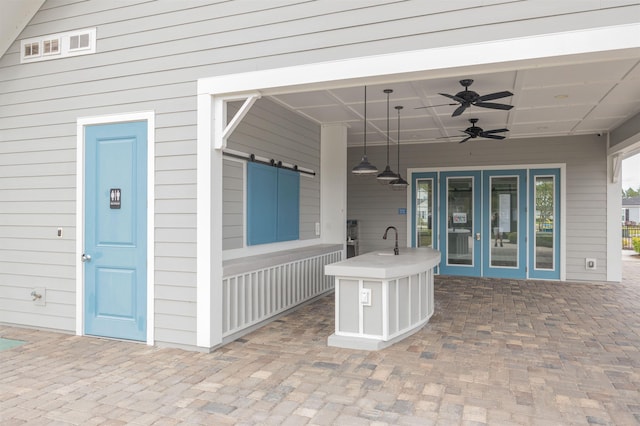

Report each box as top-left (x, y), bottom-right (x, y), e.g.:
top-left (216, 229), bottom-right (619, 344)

top-left (352, 155), bottom-right (378, 174)
top-left (377, 89), bottom-right (397, 182)
top-left (390, 105), bottom-right (408, 190)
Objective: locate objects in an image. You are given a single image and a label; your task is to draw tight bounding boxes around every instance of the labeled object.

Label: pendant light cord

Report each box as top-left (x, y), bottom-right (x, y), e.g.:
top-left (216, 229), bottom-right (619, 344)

top-left (396, 106), bottom-right (402, 171)
top-left (363, 86), bottom-right (367, 155)
top-left (386, 90), bottom-right (390, 164)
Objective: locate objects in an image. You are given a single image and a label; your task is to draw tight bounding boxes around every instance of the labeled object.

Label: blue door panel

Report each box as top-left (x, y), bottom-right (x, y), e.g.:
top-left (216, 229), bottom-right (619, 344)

top-left (439, 171), bottom-right (481, 277)
top-left (277, 168), bottom-right (300, 242)
top-left (84, 121), bottom-right (147, 341)
top-left (482, 170), bottom-right (527, 279)
top-left (247, 162), bottom-right (278, 245)
top-left (411, 172), bottom-right (438, 249)
top-left (528, 169), bottom-right (561, 280)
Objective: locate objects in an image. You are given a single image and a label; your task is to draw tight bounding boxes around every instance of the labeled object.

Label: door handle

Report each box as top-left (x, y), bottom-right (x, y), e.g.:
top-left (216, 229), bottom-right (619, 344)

top-left (475, 233), bottom-right (481, 241)
top-left (81, 253), bottom-right (92, 262)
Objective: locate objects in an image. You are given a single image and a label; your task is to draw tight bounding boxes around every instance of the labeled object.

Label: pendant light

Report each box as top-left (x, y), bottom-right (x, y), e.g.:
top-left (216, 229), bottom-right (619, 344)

top-left (352, 86), bottom-right (378, 175)
top-left (390, 105), bottom-right (409, 190)
top-left (377, 89), bottom-right (398, 182)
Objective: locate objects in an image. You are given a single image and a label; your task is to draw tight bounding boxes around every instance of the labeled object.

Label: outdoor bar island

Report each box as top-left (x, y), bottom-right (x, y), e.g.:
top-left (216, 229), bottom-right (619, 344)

top-left (325, 247), bottom-right (441, 350)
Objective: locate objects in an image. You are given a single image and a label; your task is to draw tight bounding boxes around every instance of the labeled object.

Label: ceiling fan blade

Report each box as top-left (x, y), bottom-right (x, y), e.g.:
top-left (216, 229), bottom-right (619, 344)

top-left (482, 128), bottom-right (509, 134)
top-left (474, 102), bottom-right (514, 110)
top-left (458, 136), bottom-right (472, 144)
top-left (414, 103), bottom-right (458, 109)
top-left (476, 91), bottom-right (513, 102)
top-left (480, 133), bottom-right (506, 140)
top-left (439, 93), bottom-right (466, 103)
top-left (462, 129), bottom-right (475, 136)
top-left (452, 104), bottom-right (468, 117)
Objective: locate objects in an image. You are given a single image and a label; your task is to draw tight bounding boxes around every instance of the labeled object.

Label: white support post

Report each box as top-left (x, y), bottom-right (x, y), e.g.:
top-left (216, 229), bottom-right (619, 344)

top-left (196, 93), bottom-right (213, 348)
top-left (607, 153), bottom-right (623, 282)
top-left (321, 124), bottom-right (348, 245)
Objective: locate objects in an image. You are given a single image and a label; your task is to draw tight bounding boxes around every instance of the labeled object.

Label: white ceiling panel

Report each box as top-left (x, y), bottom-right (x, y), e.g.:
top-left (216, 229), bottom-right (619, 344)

top-left (267, 54), bottom-right (640, 147)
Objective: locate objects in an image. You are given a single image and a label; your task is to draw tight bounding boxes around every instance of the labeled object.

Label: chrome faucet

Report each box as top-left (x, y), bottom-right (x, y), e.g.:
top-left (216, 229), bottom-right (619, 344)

top-left (383, 226), bottom-right (399, 255)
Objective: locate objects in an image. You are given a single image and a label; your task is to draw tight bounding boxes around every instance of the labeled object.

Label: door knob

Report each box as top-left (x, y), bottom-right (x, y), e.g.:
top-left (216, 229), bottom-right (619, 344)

top-left (475, 233), bottom-right (481, 241)
top-left (81, 253), bottom-right (92, 262)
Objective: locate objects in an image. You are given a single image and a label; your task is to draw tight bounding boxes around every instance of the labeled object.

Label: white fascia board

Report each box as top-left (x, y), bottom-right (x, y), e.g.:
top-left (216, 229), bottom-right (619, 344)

top-left (198, 24), bottom-right (640, 97)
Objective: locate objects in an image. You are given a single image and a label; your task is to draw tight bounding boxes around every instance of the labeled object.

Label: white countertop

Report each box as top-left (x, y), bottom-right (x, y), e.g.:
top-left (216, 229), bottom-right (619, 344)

top-left (325, 247), bottom-right (440, 279)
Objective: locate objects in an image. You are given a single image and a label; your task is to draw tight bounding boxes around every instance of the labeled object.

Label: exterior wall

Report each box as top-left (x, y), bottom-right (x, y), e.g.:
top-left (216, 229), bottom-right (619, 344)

top-left (347, 135), bottom-right (608, 281)
top-left (224, 98), bottom-right (321, 252)
top-left (1, 0), bottom-right (637, 346)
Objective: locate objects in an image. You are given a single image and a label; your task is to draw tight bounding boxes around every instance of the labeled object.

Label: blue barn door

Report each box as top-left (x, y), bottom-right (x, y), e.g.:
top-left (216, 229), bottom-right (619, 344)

top-left (84, 121), bottom-right (147, 341)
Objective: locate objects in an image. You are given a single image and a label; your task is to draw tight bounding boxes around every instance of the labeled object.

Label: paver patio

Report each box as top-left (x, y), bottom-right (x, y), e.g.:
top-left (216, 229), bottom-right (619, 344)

top-left (1, 254), bottom-right (639, 425)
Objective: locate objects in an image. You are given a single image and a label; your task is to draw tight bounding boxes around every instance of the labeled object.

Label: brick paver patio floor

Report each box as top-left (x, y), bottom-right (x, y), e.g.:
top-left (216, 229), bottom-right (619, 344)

top-left (1, 255), bottom-right (639, 425)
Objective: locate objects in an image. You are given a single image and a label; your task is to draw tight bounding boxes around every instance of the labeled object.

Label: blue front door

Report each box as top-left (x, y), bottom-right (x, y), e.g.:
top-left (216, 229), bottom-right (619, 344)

top-left (84, 121), bottom-right (147, 341)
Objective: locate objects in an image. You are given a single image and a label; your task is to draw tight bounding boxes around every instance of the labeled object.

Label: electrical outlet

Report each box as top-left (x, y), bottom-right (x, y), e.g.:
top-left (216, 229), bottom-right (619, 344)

top-left (585, 258), bottom-right (596, 270)
top-left (30, 287), bottom-right (46, 306)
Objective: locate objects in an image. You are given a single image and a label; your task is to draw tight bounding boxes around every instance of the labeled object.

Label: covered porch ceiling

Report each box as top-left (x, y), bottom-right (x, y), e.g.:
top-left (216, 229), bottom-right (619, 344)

top-left (264, 47), bottom-right (640, 151)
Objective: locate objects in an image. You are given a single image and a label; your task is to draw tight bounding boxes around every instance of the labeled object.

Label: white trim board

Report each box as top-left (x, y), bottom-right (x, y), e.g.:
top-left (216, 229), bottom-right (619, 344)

top-left (76, 111), bottom-right (156, 345)
top-left (196, 24), bottom-right (637, 347)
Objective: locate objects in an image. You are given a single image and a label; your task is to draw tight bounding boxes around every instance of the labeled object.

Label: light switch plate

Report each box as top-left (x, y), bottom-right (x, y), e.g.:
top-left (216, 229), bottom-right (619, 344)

top-left (360, 288), bottom-right (371, 306)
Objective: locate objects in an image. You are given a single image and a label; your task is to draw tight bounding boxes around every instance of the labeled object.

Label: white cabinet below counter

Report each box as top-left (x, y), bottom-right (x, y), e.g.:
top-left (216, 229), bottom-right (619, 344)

top-left (324, 247), bottom-right (440, 350)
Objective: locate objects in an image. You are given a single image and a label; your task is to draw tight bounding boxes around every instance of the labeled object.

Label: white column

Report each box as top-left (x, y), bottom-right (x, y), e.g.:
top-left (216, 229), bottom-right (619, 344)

top-left (196, 93), bottom-right (213, 348)
top-left (321, 124), bottom-right (348, 245)
top-left (607, 153), bottom-right (623, 282)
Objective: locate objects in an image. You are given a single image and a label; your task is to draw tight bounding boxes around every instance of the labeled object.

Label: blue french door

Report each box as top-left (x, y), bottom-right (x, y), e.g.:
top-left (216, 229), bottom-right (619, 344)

top-left (411, 169), bottom-right (528, 279)
top-left (439, 171), bottom-right (481, 276)
top-left (84, 121), bottom-right (147, 341)
top-left (482, 170), bottom-right (527, 279)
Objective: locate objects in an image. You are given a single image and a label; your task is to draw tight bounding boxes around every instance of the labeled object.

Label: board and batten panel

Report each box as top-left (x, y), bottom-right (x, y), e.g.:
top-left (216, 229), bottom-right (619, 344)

top-left (1, 0), bottom-right (636, 345)
top-left (225, 98), bottom-right (320, 250)
top-left (347, 134), bottom-right (608, 281)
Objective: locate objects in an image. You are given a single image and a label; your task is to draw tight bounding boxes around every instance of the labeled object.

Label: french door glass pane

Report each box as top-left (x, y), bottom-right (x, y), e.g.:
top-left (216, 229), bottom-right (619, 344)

top-left (535, 176), bottom-right (555, 269)
top-left (416, 179), bottom-right (433, 247)
top-left (490, 176), bottom-right (518, 267)
top-left (447, 177), bottom-right (473, 265)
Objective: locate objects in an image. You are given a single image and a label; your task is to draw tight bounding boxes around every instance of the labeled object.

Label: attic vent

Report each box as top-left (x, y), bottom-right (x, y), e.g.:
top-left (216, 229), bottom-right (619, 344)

top-left (20, 28), bottom-right (96, 63)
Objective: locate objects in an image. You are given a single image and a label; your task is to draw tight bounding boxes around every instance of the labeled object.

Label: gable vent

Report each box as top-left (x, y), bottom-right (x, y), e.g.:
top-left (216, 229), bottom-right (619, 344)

top-left (21, 28), bottom-right (96, 63)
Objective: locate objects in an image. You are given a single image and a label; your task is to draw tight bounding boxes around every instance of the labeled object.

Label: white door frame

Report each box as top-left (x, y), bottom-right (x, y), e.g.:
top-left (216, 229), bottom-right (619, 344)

top-left (75, 111), bottom-right (156, 345)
